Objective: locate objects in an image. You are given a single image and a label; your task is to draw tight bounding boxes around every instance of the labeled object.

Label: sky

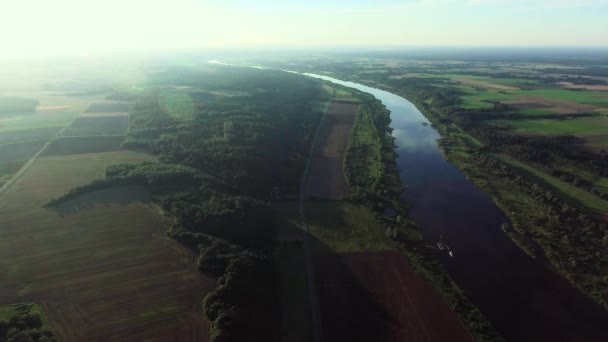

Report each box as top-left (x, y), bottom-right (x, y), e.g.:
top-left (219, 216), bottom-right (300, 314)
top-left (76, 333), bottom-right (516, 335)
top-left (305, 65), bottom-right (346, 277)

top-left (1, 0), bottom-right (607, 56)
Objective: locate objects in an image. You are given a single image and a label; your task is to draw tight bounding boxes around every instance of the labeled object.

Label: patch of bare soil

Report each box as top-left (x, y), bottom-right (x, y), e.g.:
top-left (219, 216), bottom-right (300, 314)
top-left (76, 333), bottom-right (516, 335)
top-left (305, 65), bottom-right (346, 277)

top-left (503, 96), bottom-right (598, 113)
top-left (315, 251), bottom-right (474, 342)
top-left (305, 101), bottom-right (358, 199)
top-left (37, 105), bottom-right (71, 112)
top-left (558, 82), bottom-right (608, 91)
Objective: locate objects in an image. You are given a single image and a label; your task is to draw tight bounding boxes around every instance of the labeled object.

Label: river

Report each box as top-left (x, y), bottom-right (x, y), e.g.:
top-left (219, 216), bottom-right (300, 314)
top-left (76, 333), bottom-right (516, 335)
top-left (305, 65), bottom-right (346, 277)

top-left (303, 73), bottom-right (608, 341)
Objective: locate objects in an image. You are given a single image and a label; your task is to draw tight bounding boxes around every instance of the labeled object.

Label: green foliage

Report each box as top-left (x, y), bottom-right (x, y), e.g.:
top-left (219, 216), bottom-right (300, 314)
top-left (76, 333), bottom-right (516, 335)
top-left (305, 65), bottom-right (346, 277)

top-left (343, 93), bottom-right (404, 210)
top-left (126, 67), bottom-right (322, 197)
top-left (0, 304), bottom-right (56, 342)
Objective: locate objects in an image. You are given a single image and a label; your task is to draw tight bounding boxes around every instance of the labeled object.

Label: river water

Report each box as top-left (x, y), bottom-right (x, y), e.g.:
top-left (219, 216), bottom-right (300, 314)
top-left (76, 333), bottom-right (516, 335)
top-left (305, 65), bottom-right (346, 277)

top-left (303, 73), bottom-right (608, 341)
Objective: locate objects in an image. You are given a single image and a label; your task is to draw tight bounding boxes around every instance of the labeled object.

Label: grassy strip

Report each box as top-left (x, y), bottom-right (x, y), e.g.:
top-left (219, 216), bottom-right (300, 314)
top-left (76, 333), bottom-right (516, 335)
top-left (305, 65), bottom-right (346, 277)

top-left (492, 153), bottom-right (608, 215)
top-left (343, 86), bottom-right (504, 342)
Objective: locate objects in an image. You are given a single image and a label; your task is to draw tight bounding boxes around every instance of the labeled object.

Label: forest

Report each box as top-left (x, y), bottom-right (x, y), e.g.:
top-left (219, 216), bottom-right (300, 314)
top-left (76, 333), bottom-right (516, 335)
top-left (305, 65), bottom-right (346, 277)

top-left (46, 65), bottom-right (325, 341)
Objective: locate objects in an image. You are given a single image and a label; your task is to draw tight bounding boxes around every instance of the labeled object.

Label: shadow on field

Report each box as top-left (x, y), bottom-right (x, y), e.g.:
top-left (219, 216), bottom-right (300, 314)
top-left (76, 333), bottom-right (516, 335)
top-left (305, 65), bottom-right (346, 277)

top-left (307, 232), bottom-right (393, 342)
top-left (51, 185), bottom-right (151, 216)
top-left (281, 208), bottom-right (394, 342)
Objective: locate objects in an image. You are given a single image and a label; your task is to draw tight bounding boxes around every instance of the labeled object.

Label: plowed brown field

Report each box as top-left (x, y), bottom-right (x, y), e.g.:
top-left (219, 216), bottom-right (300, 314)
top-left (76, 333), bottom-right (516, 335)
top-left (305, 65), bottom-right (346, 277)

top-left (306, 101), bottom-right (359, 199)
top-left (0, 151), bottom-right (214, 341)
top-left (315, 251), bottom-right (474, 342)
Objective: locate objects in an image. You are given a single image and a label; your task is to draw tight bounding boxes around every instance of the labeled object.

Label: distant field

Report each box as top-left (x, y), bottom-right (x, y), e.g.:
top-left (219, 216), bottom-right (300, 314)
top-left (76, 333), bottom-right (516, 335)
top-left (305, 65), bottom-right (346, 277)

top-left (0, 111), bottom-right (78, 132)
top-left (494, 153), bottom-right (608, 216)
top-left (42, 135), bottom-right (126, 156)
top-left (159, 92), bottom-right (195, 120)
top-left (0, 140), bottom-right (45, 187)
top-left (494, 116), bottom-right (608, 136)
top-left (0, 96), bottom-right (39, 115)
top-left (306, 101), bottom-right (358, 199)
top-left (85, 102), bottom-right (131, 113)
top-left (0, 126), bottom-right (62, 144)
top-left (61, 115), bottom-right (129, 136)
top-left (0, 140), bottom-right (45, 163)
top-left (0, 151), bottom-right (212, 341)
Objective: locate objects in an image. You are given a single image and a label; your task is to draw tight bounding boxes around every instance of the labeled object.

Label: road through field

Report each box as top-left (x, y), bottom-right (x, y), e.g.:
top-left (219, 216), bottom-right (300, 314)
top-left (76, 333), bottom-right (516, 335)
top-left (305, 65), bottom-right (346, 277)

top-left (297, 102), bottom-right (328, 342)
top-left (0, 116), bottom-right (75, 196)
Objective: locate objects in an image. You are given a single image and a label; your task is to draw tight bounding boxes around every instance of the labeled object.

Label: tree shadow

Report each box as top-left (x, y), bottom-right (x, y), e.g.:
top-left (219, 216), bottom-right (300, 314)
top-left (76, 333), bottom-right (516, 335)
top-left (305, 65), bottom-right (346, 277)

top-left (49, 185), bottom-right (152, 216)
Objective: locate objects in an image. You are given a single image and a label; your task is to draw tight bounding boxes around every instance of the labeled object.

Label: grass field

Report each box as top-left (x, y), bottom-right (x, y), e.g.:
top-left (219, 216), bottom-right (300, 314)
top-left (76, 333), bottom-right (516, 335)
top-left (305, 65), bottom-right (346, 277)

top-left (159, 92), bottom-right (194, 120)
top-left (306, 200), bottom-right (394, 253)
top-left (0, 126), bottom-right (63, 144)
top-left (493, 153), bottom-right (608, 216)
top-left (0, 111), bottom-right (78, 133)
top-left (0, 150), bottom-right (213, 341)
top-left (322, 84), bottom-right (355, 99)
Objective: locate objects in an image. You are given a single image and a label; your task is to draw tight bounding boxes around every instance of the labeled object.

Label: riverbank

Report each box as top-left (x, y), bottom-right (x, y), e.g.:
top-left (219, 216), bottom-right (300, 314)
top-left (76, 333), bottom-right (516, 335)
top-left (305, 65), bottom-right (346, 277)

top-left (388, 86), bottom-right (608, 312)
top-left (335, 82), bottom-right (503, 342)
top-left (294, 70), bottom-right (608, 341)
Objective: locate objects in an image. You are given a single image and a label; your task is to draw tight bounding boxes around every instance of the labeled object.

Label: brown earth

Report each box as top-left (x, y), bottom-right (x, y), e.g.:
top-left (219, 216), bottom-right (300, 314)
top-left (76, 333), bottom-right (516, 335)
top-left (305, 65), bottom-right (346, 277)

top-left (503, 96), bottom-right (598, 113)
top-left (0, 152), bottom-right (214, 341)
top-left (456, 78), bottom-right (518, 90)
top-left (315, 251), bottom-right (474, 342)
top-left (305, 101), bottom-right (359, 199)
top-left (36, 105), bottom-right (72, 112)
top-left (79, 112), bottom-right (130, 117)
top-left (558, 82), bottom-right (608, 91)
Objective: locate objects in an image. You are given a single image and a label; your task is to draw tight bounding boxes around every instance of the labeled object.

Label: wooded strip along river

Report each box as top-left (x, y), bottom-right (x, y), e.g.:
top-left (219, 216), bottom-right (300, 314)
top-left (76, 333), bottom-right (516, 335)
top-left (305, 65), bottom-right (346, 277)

top-left (304, 73), bottom-right (608, 341)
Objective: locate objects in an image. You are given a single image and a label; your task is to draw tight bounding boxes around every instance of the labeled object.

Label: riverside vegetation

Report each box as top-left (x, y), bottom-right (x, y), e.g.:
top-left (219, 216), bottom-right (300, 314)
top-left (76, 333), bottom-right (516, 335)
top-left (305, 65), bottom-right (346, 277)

top-left (272, 53), bottom-right (608, 311)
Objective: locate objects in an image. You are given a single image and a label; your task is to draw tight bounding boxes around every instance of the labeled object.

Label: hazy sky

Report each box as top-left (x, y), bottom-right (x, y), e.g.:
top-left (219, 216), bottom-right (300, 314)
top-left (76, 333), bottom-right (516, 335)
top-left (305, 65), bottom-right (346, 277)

top-left (2, 0), bottom-right (607, 56)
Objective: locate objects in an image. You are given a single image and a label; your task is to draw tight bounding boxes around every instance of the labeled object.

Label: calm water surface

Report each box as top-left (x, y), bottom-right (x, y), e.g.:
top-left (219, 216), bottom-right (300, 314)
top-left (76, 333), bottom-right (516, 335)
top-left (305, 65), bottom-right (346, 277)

top-left (304, 73), bottom-right (608, 341)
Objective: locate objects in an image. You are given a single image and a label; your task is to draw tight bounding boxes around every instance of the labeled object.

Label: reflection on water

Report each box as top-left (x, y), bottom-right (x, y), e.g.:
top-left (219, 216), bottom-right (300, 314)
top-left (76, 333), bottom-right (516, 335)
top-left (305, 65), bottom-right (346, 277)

top-left (304, 73), bottom-right (608, 341)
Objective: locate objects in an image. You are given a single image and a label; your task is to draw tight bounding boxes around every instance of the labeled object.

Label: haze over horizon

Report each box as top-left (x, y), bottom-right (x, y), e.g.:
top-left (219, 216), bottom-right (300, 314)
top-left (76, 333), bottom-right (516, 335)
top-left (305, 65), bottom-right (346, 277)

top-left (1, 0), bottom-right (608, 57)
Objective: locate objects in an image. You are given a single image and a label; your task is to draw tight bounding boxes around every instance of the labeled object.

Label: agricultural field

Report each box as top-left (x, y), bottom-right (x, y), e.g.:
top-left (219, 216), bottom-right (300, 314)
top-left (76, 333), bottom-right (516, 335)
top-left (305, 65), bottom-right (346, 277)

top-left (60, 115), bottom-right (129, 136)
top-left (305, 100), bottom-right (359, 199)
top-left (272, 199), bottom-right (473, 342)
top-left (298, 56), bottom-right (608, 215)
top-left (0, 151), bottom-right (213, 341)
top-left (41, 135), bottom-right (126, 156)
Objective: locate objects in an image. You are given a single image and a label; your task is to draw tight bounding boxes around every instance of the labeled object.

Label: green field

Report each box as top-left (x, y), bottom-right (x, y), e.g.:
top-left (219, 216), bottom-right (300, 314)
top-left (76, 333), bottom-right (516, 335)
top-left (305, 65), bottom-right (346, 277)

top-left (159, 91), bottom-right (194, 120)
top-left (322, 84), bottom-right (355, 99)
top-left (306, 201), bottom-right (394, 253)
top-left (0, 111), bottom-right (78, 132)
top-left (0, 127), bottom-right (62, 144)
top-left (493, 116), bottom-right (608, 136)
top-left (493, 153), bottom-right (608, 215)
